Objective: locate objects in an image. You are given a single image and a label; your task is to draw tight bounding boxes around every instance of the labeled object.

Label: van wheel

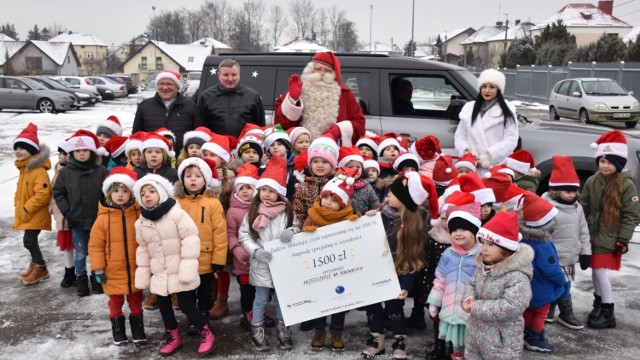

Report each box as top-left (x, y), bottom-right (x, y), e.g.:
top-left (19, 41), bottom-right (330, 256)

top-left (549, 106), bottom-right (560, 120)
top-left (38, 99), bottom-right (55, 113)
top-left (579, 109), bottom-right (592, 125)
top-left (625, 121), bottom-right (637, 128)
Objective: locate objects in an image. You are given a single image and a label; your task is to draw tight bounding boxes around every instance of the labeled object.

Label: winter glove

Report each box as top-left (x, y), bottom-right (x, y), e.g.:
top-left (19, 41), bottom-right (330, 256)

top-left (254, 249), bottom-right (273, 264)
top-left (429, 304), bottom-right (439, 318)
top-left (323, 124), bottom-right (342, 142)
top-left (280, 228), bottom-right (295, 243)
top-left (614, 241), bottom-right (629, 256)
top-left (479, 153), bottom-right (491, 168)
top-left (232, 246), bottom-right (250, 265)
top-left (288, 74), bottom-right (303, 101)
top-left (579, 254), bottom-right (591, 270)
top-left (211, 264), bottom-right (225, 273)
top-left (94, 270), bottom-right (107, 285)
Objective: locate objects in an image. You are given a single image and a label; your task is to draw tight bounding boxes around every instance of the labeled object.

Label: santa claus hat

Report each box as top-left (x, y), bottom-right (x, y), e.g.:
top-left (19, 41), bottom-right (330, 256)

top-left (377, 133), bottom-right (408, 157)
top-left (126, 131), bottom-right (145, 155)
top-left (591, 129), bottom-right (627, 159)
top-left (356, 137), bottom-right (379, 156)
top-left (102, 166), bottom-right (138, 197)
top-left (477, 212), bottom-right (522, 252)
top-left (13, 122), bottom-right (40, 154)
top-left (549, 156), bottom-right (580, 190)
top-left (455, 153), bottom-right (477, 172)
top-left (141, 132), bottom-right (175, 158)
top-left (440, 190), bottom-right (476, 214)
top-left (155, 70), bottom-right (183, 91)
top-left (312, 51), bottom-right (342, 84)
top-left (321, 167), bottom-right (358, 207)
top-left (338, 146), bottom-right (365, 168)
top-left (155, 127), bottom-right (176, 143)
top-left (433, 155), bottom-right (459, 186)
top-left (235, 162), bottom-right (259, 191)
top-left (96, 115), bottom-right (123, 137)
top-left (505, 149), bottom-right (536, 175)
top-left (263, 124), bottom-right (292, 153)
top-left (293, 151), bottom-right (308, 182)
top-left (520, 191), bottom-right (558, 227)
top-left (410, 135), bottom-right (441, 162)
top-left (103, 135), bottom-right (128, 158)
top-left (477, 68), bottom-right (506, 94)
top-left (66, 129), bottom-right (106, 156)
top-left (488, 164), bottom-right (515, 180)
top-left (287, 126), bottom-right (311, 145)
top-left (256, 155), bottom-right (288, 197)
top-left (178, 157), bottom-right (219, 188)
top-left (308, 136), bottom-right (339, 169)
top-left (503, 184), bottom-right (526, 211)
top-left (391, 152), bottom-right (419, 173)
top-left (482, 172), bottom-right (512, 203)
top-left (459, 173), bottom-right (496, 205)
top-left (202, 133), bottom-right (231, 163)
top-left (440, 177), bottom-right (461, 203)
top-left (57, 139), bottom-right (69, 155)
top-left (134, 173), bottom-right (175, 209)
top-left (183, 126), bottom-right (213, 149)
top-left (237, 134), bottom-right (264, 159)
top-left (390, 172), bottom-right (439, 224)
top-left (363, 157), bottom-right (380, 173)
top-left (238, 123), bottom-right (266, 141)
top-left (447, 201), bottom-right (482, 236)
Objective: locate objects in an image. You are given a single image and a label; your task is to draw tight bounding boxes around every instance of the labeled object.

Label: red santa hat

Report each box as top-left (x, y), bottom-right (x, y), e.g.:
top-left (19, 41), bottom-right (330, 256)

top-left (155, 70), bottom-right (183, 91)
top-left (392, 152), bottom-right (420, 172)
top-left (459, 172), bottom-right (496, 205)
top-left (178, 157), bottom-right (219, 188)
top-left (410, 135), bottom-right (441, 162)
top-left (96, 115), bottom-right (123, 137)
top-left (520, 191), bottom-right (558, 227)
top-left (432, 155), bottom-right (459, 186)
top-left (102, 166), bottom-right (138, 197)
top-left (293, 151), bottom-right (308, 183)
top-left (440, 190), bottom-right (476, 215)
top-left (287, 126), bottom-right (311, 145)
top-left (455, 153), bottom-right (477, 172)
top-left (134, 173), bottom-right (175, 208)
top-left (13, 122), bottom-right (40, 154)
top-left (103, 135), bottom-right (128, 158)
top-left (202, 133), bottom-right (231, 163)
top-left (363, 157), bottom-right (380, 173)
top-left (321, 167), bottom-right (358, 208)
top-left (390, 172), bottom-right (439, 225)
top-left (312, 51), bottom-right (342, 84)
top-left (549, 156), bottom-right (580, 190)
top-left (308, 136), bottom-right (339, 169)
top-left (505, 149), bottom-right (536, 175)
top-left (141, 132), bottom-right (175, 158)
top-left (503, 184), bottom-right (526, 211)
top-left (125, 131), bottom-right (145, 155)
top-left (488, 164), bottom-right (515, 180)
top-left (263, 124), bottom-right (292, 153)
top-left (356, 136), bottom-right (379, 156)
top-left (338, 145), bottom-right (365, 168)
top-left (481, 172), bottom-right (512, 203)
top-left (256, 155), bottom-right (288, 197)
top-left (66, 129), bottom-right (106, 156)
top-left (235, 162), bottom-right (259, 191)
top-left (591, 129), bottom-right (628, 159)
top-left (447, 201), bottom-right (482, 236)
top-left (377, 133), bottom-right (408, 157)
top-left (155, 127), bottom-right (176, 143)
top-left (440, 176), bottom-right (461, 203)
top-left (183, 126), bottom-right (213, 149)
top-left (237, 133), bottom-right (264, 160)
top-left (238, 123), bottom-right (265, 140)
top-left (476, 212), bottom-right (522, 252)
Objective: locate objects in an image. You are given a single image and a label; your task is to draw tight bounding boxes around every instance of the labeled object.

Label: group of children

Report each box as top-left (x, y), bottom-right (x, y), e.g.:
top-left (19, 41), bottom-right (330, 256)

top-left (12, 112), bottom-right (640, 359)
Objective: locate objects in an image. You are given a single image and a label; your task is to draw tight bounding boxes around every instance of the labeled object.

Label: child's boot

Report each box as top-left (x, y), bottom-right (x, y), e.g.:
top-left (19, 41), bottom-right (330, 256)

top-left (330, 329), bottom-right (345, 353)
top-left (425, 322), bottom-right (446, 360)
top-left (391, 335), bottom-right (408, 359)
top-left (110, 316), bottom-right (128, 346)
top-left (60, 267), bottom-right (76, 288)
top-left (588, 303), bottom-right (616, 329)
top-left (159, 328), bottom-right (182, 356)
top-left (263, 309), bottom-right (276, 327)
top-left (310, 328), bottom-right (326, 351)
top-left (406, 306), bottom-right (426, 330)
top-left (588, 293), bottom-right (602, 321)
top-left (557, 296), bottom-right (584, 329)
top-left (22, 264), bottom-right (49, 285)
top-left (240, 311), bottom-right (252, 331)
top-left (209, 293), bottom-right (229, 319)
top-left (524, 329), bottom-right (555, 354)
top-left (76, 274), bottom-right (90, 297)
top-left (18, 261), bottom-right (36, 280)
top-left (143, 293), bottom-right (157, 310)
top-left (251, 321), bottom-right (270, 351)
top-left (129, 314), bottom-right (147, 344)
top-left (361, 332), bottom-right (385, 359)
top-left (197, 323), bottom-right (215, 355)
top-left (545, 302), bottom-right (556, 323)
top-left (276, 320), bottom-right (293, 350)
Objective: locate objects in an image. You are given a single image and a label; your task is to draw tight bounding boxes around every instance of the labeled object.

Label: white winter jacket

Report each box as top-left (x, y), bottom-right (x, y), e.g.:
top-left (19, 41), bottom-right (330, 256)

top-left (238, 211), bottom-right (299, 288)
top-left (134, 203), bottom-right (201, 296)
top-left (542, 192), bottom-right (591, 266)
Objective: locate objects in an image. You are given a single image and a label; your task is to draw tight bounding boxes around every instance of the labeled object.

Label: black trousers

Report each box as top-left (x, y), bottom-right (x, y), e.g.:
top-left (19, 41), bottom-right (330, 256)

top-left (158, 290), bottom-right (205, 330)
top-left (195, 273), bottom-right (214, 313)
top-left (23, 230), bottom-right (45, 265)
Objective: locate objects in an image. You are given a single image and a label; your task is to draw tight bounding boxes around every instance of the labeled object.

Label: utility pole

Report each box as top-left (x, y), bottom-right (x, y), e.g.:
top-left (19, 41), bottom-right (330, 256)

top-left (369, 4), bottom-right (373, 52)
top-left (504, 14), bottom-right (509, 55)
top-left (410, 0), bottom-right (415, 57)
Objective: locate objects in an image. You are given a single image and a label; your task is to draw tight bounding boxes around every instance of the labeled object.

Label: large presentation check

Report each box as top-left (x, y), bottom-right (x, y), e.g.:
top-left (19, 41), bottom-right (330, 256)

top-left (263, 213), bottom-right (401, 326)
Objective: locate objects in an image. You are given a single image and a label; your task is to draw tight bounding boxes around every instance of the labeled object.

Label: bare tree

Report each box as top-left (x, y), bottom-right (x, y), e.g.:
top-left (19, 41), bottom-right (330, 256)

top-left (147, 10), bottom-right (189, 44)
top-left (185, 8), bottom-right (207, 42)
top-left (315, 8), bottom-right (329, 45)
top-left (289, 0), bottom-right (315, 39)
top-left (201, 0), bottom-right (231, 43)
top-left (46, 23), bottom-right (67, 38)
top-left (228, 0), bottom-right (266, 52)
top-left (328, 5), bottom-right (345, 50)
top-left (269, 4), bottom-right (287, 49)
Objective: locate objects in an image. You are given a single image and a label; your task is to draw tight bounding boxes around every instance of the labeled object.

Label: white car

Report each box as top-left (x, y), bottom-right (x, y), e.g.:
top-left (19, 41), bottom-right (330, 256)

top-left (137, 81), bottom-right (157, 104)
top-left (53, 76), bottom-right (98, 95)
top-left (85, 76), bottom-right (128, 99)
top-left (182, 71), bottom-right (201, 97)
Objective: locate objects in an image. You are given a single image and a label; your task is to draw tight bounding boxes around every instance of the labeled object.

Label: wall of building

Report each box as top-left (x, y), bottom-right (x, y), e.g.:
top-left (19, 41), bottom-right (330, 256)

top-left (123, 43), bottom-right (180, 83)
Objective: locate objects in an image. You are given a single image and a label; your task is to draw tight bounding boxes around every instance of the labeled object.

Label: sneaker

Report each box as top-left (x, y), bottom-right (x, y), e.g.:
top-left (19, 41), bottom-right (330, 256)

top-left (22, 265), bottom-right (49, 285)
top-left (311, 329), bottom-right (326, 351)
top-left (524, 329), bottom-right (555, 354)
top-left (143, 293), bottom-right (158, 310)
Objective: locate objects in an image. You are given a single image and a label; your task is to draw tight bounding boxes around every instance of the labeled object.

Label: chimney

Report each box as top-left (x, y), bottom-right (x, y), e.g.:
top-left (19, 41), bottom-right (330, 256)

top-left (68, 30), bottom-right (72, 35)
top-left (598, 0), bottom-right (613, 16)
top-left (515, 19), bottom-right (521, 26)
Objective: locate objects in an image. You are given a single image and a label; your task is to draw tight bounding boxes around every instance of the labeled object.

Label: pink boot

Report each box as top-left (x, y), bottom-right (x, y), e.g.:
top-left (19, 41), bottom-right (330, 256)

top-left (198, 323), bottom-right (216, 355)
top-left (159, 328), bottom-right (182, 356)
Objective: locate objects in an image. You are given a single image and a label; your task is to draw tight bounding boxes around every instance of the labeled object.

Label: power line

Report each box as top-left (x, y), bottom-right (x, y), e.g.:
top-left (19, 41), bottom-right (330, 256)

top-left (614, 0), bottom-right (635, 8)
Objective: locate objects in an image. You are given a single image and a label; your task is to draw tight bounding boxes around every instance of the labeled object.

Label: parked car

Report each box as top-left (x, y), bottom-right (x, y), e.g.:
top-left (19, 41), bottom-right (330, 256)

top-left (54, 76), bottom-right (98, 95)
top-left (85, 76), bottom-right (127, 100)
top-left (137, 80), bottom-right (157, 104)
top-left (99, 74), bottom-right (138, 94)
top-left (182, 71), bottom-right (202, 97)
top-left (25, 76), bottom-right (97, 107)
top-left (0, 76), bottom-right (76, 113)
top-left (50, 77), bottom-right (102, 102)
top-left (549, 78), bottom-right (640, 128)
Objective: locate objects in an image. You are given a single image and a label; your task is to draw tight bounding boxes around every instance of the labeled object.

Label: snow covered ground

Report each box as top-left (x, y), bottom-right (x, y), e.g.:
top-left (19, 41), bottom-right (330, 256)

top-left (1, 99), bottom-right (640, 359)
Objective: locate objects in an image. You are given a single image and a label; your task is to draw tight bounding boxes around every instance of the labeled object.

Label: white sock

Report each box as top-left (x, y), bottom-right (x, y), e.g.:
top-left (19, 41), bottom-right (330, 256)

top-left (592, 268), bottom-right (612, 303)
top-left (62, 250), bottom-right (75, 268)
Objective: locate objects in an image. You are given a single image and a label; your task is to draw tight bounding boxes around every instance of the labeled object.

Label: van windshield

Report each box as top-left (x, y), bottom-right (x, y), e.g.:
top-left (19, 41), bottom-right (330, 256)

top-left (583, 81), bottom-right (627, 96)
top-left (457, 70), bottom-right (479, 96)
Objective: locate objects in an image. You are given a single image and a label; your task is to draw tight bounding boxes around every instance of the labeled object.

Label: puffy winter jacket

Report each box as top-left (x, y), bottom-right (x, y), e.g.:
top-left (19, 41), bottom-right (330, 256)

top-left (135, 163), bottom-right (178, 184)
top-left (49, 163), bottom-right (69, 231)
top-left (293, 174), bottom-right (329, 225)
top-left (542, 192), bottom-right (591, 266)
top-left (132, 92), bottom-right (202, 153)
top-left (515, 175), bottom-right (539, 193)
top-left (89, 200), bottom-right (141, 295)
top-left (134, 203), bottom-right (201, 296)
top-left (350, 182), bottom-right (380, 215)
top-left (197, 84), bottom-right (265, 138)
top-left (13, 145), bottom-right (52, 231)
top-left (227, 193), bottom-right (251, 276)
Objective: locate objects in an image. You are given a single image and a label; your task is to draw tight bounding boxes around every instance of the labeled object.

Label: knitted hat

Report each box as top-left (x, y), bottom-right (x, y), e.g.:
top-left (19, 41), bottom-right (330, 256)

top-left (287, 126), bottom-right (311, 145)
top-left (440, 190), bottom-right (476, 214)
top-left (482, 172), bottom-right (512, 203)
top-left (103, 135), bottom-right (128, 158)
top-left (66, 129), bottom-right (106, 156)
top-left (237, 134), bottom-right (264, 160)
top-left (476, 69), bottom-right (506, 93)
top-left (392, 153), bottom-right (420, 172)
top-left (459, 172), bottom-right (496, 205)
top-left (363, 157), bottom-right (380, 173)
top-left (102, 166), bottom-right (138, 197)
top-left (455, 153), bottom-right (477, 172)
top-left (312, 51), bottom-right (342, 84)
top-left (338, 146), bottom-right (365, 168)
top-left (503, 184), bottom-right (526, 211)
top-left (96, 115), bottom-right (123, 137)
top-left (13, 122), bottom-right (40, 155)
top-left (308, 136), bottom-right (339, 169)
top-left (321, 167), bottom-right (358, 207)
top-left (410, 135), bottom-right (441, 162)
top-left (447, 201), bottom-right (482, 236)
top-left (134, 173), bottom-right (175, 209)
top-left (141, 132), bottom-right (175, 158)
top-left (235, 162), bottom-right (259, 191)
top-left (389, 172), bottom-right (439, 224)
top-left (505, 149), bottom-right (536, 175)
top-left (549, 156), bottom-right (580, 191)
top-left (183, 126), bottom-right (213, 149)
top-left (591, 130), bottom-right (627, 172)
top-left (356, 137), bottom-right (379, 157)
top-left (476, 212), bottom-right (522, 252)
top-left (201, 133), bottom-right (231, 163)
top-left (57, 139), bottom-right (69, 155)
top-left (126, 131), bottom-right (145, 155)
top-left (155, 127), bottom-right (176, 144)
top-left (440, 177), bottom-right (461, 203)
top-left (256, 155), bottom-right (288, 197)
top-left (520, 191), bottom-right (558, 227)
top-left (155, 70), bottom-right (183, 91)
top-left (377, 133), bottom-right (407, 157)
top-left (178, 157), bottom-right (219, 188)
top-left (263, 124), bottom-right (292, 153)
top-left (433, 155), bottom-right (459, 186)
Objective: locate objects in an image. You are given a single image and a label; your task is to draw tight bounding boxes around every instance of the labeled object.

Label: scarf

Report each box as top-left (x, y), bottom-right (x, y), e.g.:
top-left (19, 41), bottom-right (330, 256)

top-left (14, 158), bottom-right (30, 169)
top-left (252, 200), bottom-right (287, 232)
top-left (428, 224), bottom-right (452, 245)
top-left (381, 203), bottom-right (401, 220)
top-left (353, 178), bottom-right (369, 190)
top-left (67, 156), bottom-right (95, 170)
top-left (306, 199), bottom-right (359, 228)
top-left (480, 99), bottom-right (497, 118)
top-left (141, 198), bottom-right (176, 221)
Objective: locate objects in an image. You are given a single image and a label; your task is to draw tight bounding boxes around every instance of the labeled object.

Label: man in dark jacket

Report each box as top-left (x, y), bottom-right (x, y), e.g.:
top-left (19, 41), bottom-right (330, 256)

top-left (197, 59), bottom-right (265, 138)
top-left (132, 70), bottom-right (202, 153)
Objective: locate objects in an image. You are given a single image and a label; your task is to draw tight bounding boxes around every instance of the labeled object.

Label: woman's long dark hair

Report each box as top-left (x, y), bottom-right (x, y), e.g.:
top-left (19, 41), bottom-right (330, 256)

top-left (471, 90), bottom-right (515, 126)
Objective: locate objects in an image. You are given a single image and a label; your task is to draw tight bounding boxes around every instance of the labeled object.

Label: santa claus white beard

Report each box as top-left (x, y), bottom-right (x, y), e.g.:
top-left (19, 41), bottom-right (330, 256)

top-left (300, 67), bottom-right (341, 141)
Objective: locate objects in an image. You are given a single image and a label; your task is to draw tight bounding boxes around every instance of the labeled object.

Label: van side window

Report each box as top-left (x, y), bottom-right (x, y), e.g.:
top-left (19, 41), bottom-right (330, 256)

top-left (390, 75), bottom-right (462, 118)
top-left (342, 72), bottom-right (371, 115)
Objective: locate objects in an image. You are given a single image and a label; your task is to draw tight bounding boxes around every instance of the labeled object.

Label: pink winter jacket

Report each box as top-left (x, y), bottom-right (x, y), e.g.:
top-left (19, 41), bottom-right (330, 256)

top-left (227, 193), bottom-right (251, 276)
top-left (418, 159), bottom-right (436, 180)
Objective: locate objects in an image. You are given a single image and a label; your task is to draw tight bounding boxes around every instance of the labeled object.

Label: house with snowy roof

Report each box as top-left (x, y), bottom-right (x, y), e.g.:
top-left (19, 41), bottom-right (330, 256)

top-left (357, 43), bottom-right (403, 55)
top-left (0, 33), bottom-right (15, 42)
top-left (431, 28), bottom-right (476, 57)
top-left (461, 25), bottom-right (506, 66)
top-left (49, 32), bottom-right (108, 75)
top-left (191, 37), bottom-right (232, 53)
top-left (274, 38), bottom-right (330, 53)
top-left (623, 26), bottom-right (640, 43)
top-left (0, 40), bottom-right (79, 75)
top-left (530, 1), bottom-right (632, 47)
top-left (485, 21), bottom-right (535, 67)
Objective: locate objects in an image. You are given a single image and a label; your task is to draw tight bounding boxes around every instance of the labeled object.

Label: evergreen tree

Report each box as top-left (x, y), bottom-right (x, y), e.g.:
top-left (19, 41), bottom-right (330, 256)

top-left (435, 35), bottom-right (443, 60)
top-left (40, 27), bottom-right (51, 41)
top-left (501, 38), bottom-right (536, 67)
top-left (0, 23), bottom-right (18, 40)
top-left (4, 49), bottom-right (16, 75)
top-left (27, 25), bottom-right (41, 40)
top-left (534, 20), bottom-right (577, 65)
top-left (403, 40), bottom-right (417, 57)
top-left (570, 34), bottom-right (626, 62)
top-left (626, 33), bottom-right (640, 61)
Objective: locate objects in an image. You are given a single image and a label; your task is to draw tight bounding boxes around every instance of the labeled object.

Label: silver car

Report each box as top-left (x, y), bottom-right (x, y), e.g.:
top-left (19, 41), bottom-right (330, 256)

top-left (85, 76), bottom-right (128, 100)
top-left (137, 80), bottom-right (157, 104)
top-left (0, 76), bottom-right (76, 113)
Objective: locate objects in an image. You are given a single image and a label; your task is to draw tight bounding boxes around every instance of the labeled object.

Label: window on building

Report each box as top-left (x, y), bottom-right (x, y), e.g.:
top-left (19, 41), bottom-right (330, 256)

top-left (84, 51), bottom-right (94, 59)
top-left (188, 56), bottom-right (194, 63)
top-left (141, 57), bottom-right (148, 70)
top-left (67, 55), bottom-right (70, 64)
top-left (25, 57), bottom-right (43, 71)
top-left (156, 57), bottom-right (163, 70)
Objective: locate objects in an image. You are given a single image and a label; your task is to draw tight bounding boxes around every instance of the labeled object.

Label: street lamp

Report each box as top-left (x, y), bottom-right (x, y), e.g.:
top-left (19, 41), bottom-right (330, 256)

top-left (410, 0), bottom-right (415, 57)
top-left (369, 4), bottom-right (373, 53)
top-left (152, 6), bottom-right (156, 40)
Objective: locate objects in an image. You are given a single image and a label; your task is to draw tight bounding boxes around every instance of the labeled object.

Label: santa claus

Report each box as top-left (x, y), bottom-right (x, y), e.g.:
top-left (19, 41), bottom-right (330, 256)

top-left (274, 51), bottom-right (366, 146)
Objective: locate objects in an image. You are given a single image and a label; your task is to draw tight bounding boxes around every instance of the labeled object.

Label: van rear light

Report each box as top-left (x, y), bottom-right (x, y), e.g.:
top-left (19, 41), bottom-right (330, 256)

top-left (120, 86), bottom-right (124, 90)
top-left (85, 79), bottom-right (93, 85)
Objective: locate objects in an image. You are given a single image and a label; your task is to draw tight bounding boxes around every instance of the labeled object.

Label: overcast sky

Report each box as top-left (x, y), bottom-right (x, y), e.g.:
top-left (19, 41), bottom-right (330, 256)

top-left (4, 0), bottom-right (640, 47)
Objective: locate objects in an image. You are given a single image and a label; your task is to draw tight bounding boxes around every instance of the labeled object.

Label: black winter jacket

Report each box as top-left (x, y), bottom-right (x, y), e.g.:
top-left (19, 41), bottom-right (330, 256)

top-left (132, 93), bottom-right (202, 153)
top-left (135, 163), bottom-right (178, 184)
top-left (53, 163), bottom-right (108, 231)
top-left (197, 84), bottom-right (265, 138)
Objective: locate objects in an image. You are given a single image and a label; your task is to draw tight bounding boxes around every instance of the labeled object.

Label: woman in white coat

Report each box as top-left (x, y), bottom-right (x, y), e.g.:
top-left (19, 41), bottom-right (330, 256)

top-left (454, 69), bottom-right (518, 176)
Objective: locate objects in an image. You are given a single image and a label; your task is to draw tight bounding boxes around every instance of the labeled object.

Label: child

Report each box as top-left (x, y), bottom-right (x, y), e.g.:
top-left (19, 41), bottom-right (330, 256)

top-left (410, 134), bottom-right (441, 179)
top-left (202, 133), bottom-right (236, 209)
top-left (96, 115), bottom-right (123, 165)
top-left (263, 124), bottom-right (297, 202)
top-left (356, 135), bottom-right (378, 160)
top-left (133, 174), bottom-right (215, 356)
top-left (505, 149), bottom-right (541, 192)
top-left (459, 173), bottom-right (497, 225)
top-left (542, 156), bottom-right (591, 329)
top-left (455, 152), bottom-right (477, 175)
top-left (125, 131), bottom-right (145, 171)
top-left (432, 155), bottom-right (459, 197)
top-left (176, 126), bottom-right (212, 167)
top-left (519, 192), bottom-right (566, 354)
top-left (338, 146), bottom-right (379, 215)
top-left (237, 133), bottom-right (265, 169)
top-left (103, 135), bottom-right (129, 172)
top-left (392, 152), bottom-right (420, 174)
top-left (155, 127), bottom-right (177, 168)
top-left (581, 130), bottom-right (640, 329)
top-left (238, 156), bottom-right (299, 351)
top-left (13, 123), bottom-right (52, 286)
top-left (135, 132), bottom-right (178, 183)
top-left (288, 126), bottom-right (311, 155)
top-left (88, 167), bottom-right (146, 346)
top-left (462, 212), bottom-right (534, 360)
top-left (53, 130), bottom-right (109, 296)
top-left (361, 172), bottom-right (438, 359)
top-left (428, 200), bottom-right (482, 360)
top-left (364, 158), bottom-right (384, 203)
